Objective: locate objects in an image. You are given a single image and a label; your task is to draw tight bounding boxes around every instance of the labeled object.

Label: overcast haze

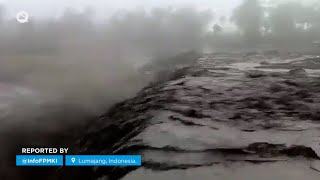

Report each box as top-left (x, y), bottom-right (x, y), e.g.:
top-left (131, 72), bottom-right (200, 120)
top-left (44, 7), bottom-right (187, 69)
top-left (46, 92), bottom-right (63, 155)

top-left (0, 0), bottom-right (242, 20)
top-left (0, 0), bottom-right (315, 21)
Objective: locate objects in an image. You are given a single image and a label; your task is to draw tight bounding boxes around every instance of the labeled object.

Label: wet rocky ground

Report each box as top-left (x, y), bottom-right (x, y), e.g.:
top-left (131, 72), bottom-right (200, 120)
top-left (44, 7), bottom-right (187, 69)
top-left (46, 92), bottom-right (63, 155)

top-left (57, 51), bottom-right (320, 180)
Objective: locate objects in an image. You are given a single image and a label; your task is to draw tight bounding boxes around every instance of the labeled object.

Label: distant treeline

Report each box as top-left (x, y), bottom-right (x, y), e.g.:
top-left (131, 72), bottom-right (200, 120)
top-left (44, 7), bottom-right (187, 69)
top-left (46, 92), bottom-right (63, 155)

top-left (0, 0), bottom-right (319, 55)
top-left (210, 0), bottom-right (320, 50)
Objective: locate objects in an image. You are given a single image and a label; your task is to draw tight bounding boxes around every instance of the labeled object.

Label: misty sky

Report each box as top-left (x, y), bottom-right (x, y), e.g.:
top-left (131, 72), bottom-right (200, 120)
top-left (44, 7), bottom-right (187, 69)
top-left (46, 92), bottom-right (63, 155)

top-left (0, 0), bottom-right (316, 22)
top-left (0, 0), bottom-right (242, 20)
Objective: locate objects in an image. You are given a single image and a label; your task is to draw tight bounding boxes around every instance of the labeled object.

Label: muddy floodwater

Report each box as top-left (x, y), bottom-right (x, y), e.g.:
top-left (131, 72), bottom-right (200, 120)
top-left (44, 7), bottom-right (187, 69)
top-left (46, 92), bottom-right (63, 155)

top-left (5, 52), bottom-right (320, 180)
top-left (54, 52), bottom-right (320, 180)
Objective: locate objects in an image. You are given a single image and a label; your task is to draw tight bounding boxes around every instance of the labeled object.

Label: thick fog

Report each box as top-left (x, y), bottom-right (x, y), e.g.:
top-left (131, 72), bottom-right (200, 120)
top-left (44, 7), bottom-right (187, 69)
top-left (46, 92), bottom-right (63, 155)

top-left (0, 0), bottom-right (319, 179)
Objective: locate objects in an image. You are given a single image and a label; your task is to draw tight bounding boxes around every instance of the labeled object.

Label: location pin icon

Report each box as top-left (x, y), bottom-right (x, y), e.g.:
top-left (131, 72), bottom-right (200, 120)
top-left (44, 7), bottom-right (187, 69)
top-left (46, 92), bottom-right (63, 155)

top-left (71, 158), bottom-right (75, 163)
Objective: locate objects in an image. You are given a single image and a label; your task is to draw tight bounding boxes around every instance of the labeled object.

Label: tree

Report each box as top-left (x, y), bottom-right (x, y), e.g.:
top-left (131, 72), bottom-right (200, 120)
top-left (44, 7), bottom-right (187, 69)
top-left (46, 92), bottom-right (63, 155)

top-left (269, 2), bottom-right (301, 37)
top-left (231, 0), bottom-right (263, 45)
top-left (213, 24), bottom-right (222, 34)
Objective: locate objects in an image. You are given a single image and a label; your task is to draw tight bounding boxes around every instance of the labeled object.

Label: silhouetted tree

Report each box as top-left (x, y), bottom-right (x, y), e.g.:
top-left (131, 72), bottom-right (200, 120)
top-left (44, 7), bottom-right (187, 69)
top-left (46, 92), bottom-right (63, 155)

top-left (231, 0), bottom-right (263, 45)
top-left (269, 2), bottom-right (300, 37)
top-left (213, 24), bottom-right (222, 34)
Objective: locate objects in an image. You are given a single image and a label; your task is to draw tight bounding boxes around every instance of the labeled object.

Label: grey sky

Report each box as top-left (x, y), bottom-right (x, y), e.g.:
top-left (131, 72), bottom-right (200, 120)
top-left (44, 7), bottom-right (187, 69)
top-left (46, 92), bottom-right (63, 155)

top-left (0, 0), bottom-right (241, 20)
top-left (0, 0), bottom-right (313, 21)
